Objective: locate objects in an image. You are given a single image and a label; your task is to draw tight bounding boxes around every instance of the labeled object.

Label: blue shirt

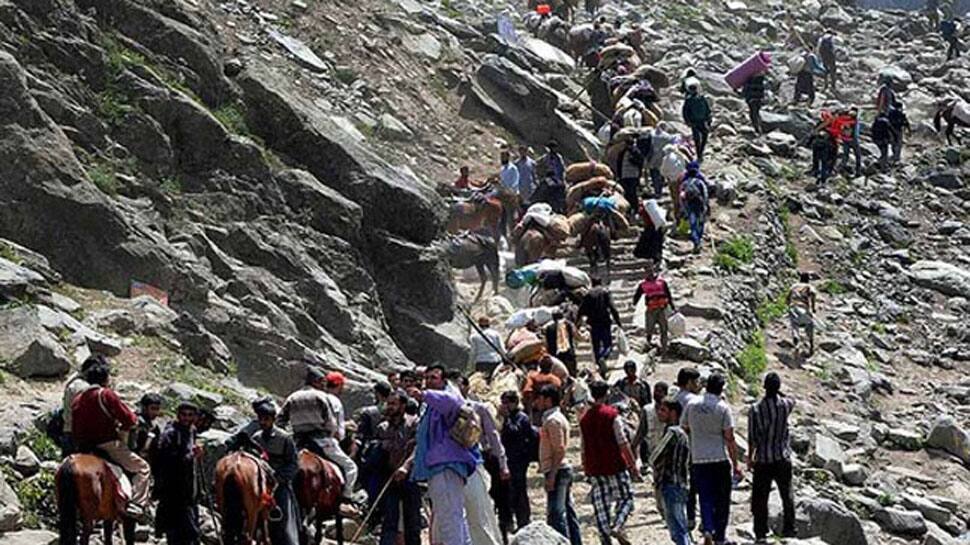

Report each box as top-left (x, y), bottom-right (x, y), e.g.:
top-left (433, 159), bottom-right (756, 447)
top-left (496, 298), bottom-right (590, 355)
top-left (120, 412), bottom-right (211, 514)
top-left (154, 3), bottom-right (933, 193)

top-left (410, 387), bottom-right (478, 482)
top-left (514, 157), bottom-right (535, 200)
top-left (500, 163), bottom-right (519, 193)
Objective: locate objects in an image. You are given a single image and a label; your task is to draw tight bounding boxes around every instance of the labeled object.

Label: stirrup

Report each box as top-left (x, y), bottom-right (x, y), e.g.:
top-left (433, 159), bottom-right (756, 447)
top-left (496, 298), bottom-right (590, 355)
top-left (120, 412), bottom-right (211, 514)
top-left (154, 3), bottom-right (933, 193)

top-left (269, 506), bottom-right (283, 522)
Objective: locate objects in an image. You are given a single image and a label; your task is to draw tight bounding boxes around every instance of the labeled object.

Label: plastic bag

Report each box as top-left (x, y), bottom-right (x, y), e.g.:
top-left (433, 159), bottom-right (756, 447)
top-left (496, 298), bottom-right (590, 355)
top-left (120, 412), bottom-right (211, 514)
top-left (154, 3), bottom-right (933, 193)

top-left (616, 327), bottom-right (629, 355)
top-left (668, 311), bottom-right (686, 339)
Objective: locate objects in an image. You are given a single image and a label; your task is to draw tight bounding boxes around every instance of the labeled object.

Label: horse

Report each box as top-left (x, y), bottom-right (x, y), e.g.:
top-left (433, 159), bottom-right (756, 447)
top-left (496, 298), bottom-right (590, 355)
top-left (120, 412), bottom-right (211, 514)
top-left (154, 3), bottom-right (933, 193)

top-left (447, 194), bottom-right (504, 241)
top-left (444, 232), bottom-right (500, 301)
top-left (934, 99), bottom-right (970, 145)
top-left (215, 451), bottom-right (274, 545)
top-left (294, 450), bottom-right (345, 545)
top-left (514, 228), bottom-right (554, 267)
top-left (56, 454), bottom-right (135, 545)
top-left (581, 216), bottom-right (612, 278)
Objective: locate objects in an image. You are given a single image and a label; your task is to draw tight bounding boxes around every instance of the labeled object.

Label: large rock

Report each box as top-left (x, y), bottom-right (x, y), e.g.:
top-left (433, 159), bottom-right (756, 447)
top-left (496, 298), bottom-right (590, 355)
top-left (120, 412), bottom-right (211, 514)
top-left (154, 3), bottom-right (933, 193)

top-left (519, 37), bottom-right (576, 73)
top-left (0, 258), bottom-right (46, 301)
top-left (811, 434), bottom-right (846, 475)
top-left (0, 530), bottom-right (56, 545)
top-left (467, 54), bottom-right (601, 162)
top-left (760, 110), bottom-right (816, 141)
top-left (0, 471), bottom-right (23, 532)
top-left (910, 261), bottom-right (970, 299)
top-left (925, 416), bottom-right (970, 465)
top-left (7, 336), bottom-right (72, 379)
top-left (873, 507), bottom-right (928, 537)
top-left (510, 522), bottom-right (569, 545)
top-left (670, 337), bottom-right (711, 362)
top-left (792, 498), bottom-right (868, 545)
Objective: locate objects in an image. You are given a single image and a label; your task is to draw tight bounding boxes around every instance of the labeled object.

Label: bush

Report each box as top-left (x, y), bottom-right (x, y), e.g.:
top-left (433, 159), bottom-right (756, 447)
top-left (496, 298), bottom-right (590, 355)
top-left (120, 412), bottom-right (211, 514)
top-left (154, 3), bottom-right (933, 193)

top-left (820, 279), bottom-right (847, 295)
top-left (714, 236), bottom-right (755, 272)
top-left (213, 102), bottom-right (249, 135)
top-left (736, 330), bottom-right (768, 383)
top-left (756, 291), bottom-right (788, 325)
top-left (15, 470), bottom-right (57, 529)
top-left (87, 162), bottom-right (119, 195)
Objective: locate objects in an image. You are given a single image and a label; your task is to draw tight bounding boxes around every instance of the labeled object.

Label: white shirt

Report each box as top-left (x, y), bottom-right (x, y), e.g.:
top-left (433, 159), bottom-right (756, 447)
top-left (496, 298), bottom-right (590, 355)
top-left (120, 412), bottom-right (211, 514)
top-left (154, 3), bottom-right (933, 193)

top-left (469, 328), bottom-right (505, 364)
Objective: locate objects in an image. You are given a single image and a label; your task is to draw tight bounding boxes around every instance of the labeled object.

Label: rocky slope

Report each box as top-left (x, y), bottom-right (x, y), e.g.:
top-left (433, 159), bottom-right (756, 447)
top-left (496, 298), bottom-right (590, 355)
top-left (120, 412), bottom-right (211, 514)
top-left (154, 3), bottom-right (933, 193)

top-left (0, 0), bottom-right (969, 542)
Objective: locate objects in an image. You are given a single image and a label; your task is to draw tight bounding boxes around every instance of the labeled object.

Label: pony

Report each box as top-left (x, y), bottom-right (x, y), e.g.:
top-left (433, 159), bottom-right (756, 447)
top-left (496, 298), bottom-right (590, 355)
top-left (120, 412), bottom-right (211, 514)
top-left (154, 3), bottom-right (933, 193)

top-left (514, 229), bottom-right (554, 267)
top-left (215, 451), bottom-right (274, 545)
top-left (294, 450), bottom-right (345, 545)
top-left (444, 232), bottom-right (500, 301)
top-left (934, 99), bottom-right (970, 145)
top-left (56, 454), bottom-right (135, 545)
top-left (580, 216), bottom-right (612, 278)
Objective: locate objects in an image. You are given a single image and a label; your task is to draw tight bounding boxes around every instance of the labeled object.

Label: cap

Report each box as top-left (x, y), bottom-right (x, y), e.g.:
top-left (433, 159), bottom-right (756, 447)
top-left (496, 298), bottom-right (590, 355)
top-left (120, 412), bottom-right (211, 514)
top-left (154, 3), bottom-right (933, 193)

top-left (326, 371), bottom-right (346, 388)
top-left (305, 365), bottom-right (326, 384)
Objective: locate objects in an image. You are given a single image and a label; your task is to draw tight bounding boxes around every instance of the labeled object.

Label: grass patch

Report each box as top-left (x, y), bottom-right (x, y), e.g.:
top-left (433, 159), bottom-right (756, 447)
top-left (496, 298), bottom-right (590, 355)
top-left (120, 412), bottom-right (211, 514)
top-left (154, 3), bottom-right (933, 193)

top-left (877, 492), bottom-right (895, 507)
top-left (213, 102), bottom-right (250, 135)
top-left (736, 330), bottom-right (768, 383)
top-left (714, 236), bottom-right (755, 272)
top-left (820, 279), bottom-right (847, 295)
top-left (25, 430), bottom-right (59, 462)
top-left (756, 290), bottom-right (788, 326)
top-left (95, 87), bottom-right (133, 126)
top-left (0, 242), bottom-right (22, 264)
top-left (157, 358), bottom-right (245, 407)
top-left (159, 175), bottom-right (183, 193)
top-left (15, 470), bottom-right (57, 529)
top-left (87, 162), bottom-right (120, 195)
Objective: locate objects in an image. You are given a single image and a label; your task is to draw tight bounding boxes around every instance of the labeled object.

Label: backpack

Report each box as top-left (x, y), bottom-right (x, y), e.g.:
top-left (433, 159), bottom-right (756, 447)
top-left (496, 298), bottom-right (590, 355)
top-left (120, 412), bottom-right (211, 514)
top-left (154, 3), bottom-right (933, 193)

top-left (682, 176), bottom-right (706, 206)
top-left (819, 35), bottom-right (835, 59)
top-left (449, 403), bottom-right (483, 449)
top-left (941, 20), bottom-right (956, 39)
top-left (43, 407), bottom-right (66, 446)
top-left (871, 115), bottom-right (891, 142)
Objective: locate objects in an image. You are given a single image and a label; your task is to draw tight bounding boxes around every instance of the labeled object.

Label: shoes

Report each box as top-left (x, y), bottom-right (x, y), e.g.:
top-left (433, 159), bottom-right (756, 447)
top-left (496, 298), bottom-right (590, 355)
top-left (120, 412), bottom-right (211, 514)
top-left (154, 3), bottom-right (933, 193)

top-left (610, 529), bottom-right (632, 545)
top-left (702, 533), bottom-right (714, 545)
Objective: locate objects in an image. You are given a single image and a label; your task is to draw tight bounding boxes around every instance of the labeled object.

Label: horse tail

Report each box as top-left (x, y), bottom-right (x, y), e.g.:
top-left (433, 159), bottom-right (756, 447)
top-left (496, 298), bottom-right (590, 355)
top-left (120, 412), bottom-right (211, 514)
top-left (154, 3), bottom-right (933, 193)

top-left (934, 106), bottom-right (943, 133)
top-left (56, 459), bottom-right (78, 545)
top-left (221, 474), bottom-right (243, 545)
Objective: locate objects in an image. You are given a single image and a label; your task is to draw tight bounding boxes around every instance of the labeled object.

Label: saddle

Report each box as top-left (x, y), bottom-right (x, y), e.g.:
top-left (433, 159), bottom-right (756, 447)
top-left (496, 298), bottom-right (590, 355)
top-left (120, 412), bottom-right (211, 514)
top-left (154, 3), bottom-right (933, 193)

top-left (299, 449), bottom-right (346, 487)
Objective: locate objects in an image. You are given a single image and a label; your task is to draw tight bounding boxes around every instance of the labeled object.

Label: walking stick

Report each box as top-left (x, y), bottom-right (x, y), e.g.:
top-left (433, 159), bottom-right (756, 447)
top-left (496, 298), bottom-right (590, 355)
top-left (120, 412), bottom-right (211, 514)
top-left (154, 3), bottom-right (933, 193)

top-left (196, 457), bottom-right (225, 545)
top-left (456, 304), bottom-right (517, 367)
top-left (348, 452), bottom-right (415, 543)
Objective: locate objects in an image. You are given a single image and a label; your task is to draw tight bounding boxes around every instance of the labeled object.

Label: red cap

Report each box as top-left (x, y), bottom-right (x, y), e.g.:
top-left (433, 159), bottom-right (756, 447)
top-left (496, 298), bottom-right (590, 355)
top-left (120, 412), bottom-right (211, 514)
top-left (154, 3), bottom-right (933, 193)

top-left (326, 371), bottom-right (346, 388)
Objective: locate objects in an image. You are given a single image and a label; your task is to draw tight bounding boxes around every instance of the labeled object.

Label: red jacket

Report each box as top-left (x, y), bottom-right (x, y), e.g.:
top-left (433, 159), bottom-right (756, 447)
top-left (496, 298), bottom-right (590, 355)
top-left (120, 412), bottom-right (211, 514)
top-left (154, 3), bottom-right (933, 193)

top-left (71, 386), bottom-right (137, 448)
top-left (580, 403), bottom-right (625, 477)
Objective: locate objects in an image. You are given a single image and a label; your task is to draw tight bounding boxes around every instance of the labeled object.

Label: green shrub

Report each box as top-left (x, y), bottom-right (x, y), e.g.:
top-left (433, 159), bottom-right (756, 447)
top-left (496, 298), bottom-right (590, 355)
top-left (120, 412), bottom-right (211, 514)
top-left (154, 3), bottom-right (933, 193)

top-left (87, 162), bottom-right (120, 195)
top-left (714, 236), bottom-right (755, 272)
top-left (736, 330), bottom-right (768, 383)
top-left (756, 291), bottom-right (788, 325)
top-left (213, 102), bottom-right (249, 135)
top-left (820, 279), bottom-right (847, 295)
top-left (0, 242), bottom-right (21, 264)
top-left (159, 176), bottom-right (183, 193)
top-left (26, 431), bottom-right (59, 462)
top-left (15, 470), bottom-right (57, 528)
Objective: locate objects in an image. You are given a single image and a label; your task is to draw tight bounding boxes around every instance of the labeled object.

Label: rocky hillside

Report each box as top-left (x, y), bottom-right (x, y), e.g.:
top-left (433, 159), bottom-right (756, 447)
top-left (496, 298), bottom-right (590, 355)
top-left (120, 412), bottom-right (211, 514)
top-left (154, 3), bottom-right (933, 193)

top-left (0, 0), bottom-right (969, 542)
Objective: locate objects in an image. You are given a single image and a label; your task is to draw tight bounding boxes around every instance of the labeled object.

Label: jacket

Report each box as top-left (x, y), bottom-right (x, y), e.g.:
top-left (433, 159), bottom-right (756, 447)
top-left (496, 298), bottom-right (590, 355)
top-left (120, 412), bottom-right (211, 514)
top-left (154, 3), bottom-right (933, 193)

top-left (411, 388), bottom-right (478, 482)
top-left (71, 386), bottom-right (137, 448)
top-left (578, 287), bottom-right (622, 326)
top-left (151, 422), bottom-right (197, 504)
top-left (278, 386), bottom-right (335, 435)
top-left (742, 75), bottom-right (766, 102)
top-left (682, 93), bottom-right (711, 127)
top-left (580, 403), bottom-right (625, 476)
top-left (501, 409), bottom-right (537, 471)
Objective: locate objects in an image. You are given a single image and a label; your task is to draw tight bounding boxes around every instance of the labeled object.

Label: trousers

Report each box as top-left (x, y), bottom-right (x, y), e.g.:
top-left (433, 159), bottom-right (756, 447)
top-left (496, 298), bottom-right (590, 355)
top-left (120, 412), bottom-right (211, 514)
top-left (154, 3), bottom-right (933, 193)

top-left (693, 461), bottom-right (733, 542)
top-left (751, 461), bottom-right (795, 540)
top-left (321, 437), bottom-right (358, 498)
top-left (547, 467), bottom-right (582, 545)
top-left (464, 466), bottom-right (503, 545)
top-left (97, 440), bottom-right (151, 508)
top-left (429, 469), bottom-right (471, 545)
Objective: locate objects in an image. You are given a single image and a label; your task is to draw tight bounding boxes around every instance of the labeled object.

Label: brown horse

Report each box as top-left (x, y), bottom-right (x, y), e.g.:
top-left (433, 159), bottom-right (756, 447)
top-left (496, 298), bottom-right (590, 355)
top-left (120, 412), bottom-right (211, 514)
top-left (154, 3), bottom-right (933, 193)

top-left (580, 216), bottom-right (612, 279)
top-left (515, 229), bottom-right (554, 267)
top-left (294, 450), bottom-right (345, 545)
top-left (215, 451), bottom-right (274, 545)
top-left (447, 196), bottom-right (504, 241)
top-left (934, 100), bottom-right (970, 145)
top-left (56, 454), bottom-right (135, 545)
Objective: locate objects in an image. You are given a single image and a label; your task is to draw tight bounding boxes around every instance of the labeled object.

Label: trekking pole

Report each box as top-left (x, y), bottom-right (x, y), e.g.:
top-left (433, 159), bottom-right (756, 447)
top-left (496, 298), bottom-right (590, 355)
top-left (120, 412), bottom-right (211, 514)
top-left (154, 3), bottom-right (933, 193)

top-left (348, 452), bottom-right (414, 543)
top-left (196, 457), bottom-right (225, 545)
top-left (456, 304), bottom-right (517, 367)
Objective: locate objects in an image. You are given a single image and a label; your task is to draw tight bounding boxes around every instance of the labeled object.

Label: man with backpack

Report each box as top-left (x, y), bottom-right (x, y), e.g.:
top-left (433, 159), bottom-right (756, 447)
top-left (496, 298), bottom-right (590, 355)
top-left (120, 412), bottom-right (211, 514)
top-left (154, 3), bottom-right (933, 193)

top-left (888, 100), bottom-right (911, 166)
top-left (680, 161), bottom-right (709, 253)
top-left (741, 73), bottom-right (766, 135)
top-left (875, 75), bottom-right (896, 115)
top-left (682, 82), bottom-right (712, 163)
top-left (871, 111), bottom-right (893, 171)
top-left (617, 137), bottom-right (645, 219)
top-left (942, 17), bottom-right (962, 61)
top-left (816, 30), bottom-right (838, 94)
top-left (792, 49), bottom-right (825, 105)
top-left (498, 391), bottom-right (538, 541)
top-left (581, 380), bottom-right (639, 545)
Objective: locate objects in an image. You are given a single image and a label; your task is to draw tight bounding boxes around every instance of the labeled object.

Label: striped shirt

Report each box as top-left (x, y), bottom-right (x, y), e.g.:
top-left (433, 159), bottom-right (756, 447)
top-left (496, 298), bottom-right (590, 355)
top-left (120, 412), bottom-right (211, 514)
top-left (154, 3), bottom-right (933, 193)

top-left (650, 425), bottom-right (690, 488)
top-left (278, 386), bottom-right (337, 434)
top-left (747, 395), bottom-right (796, 464)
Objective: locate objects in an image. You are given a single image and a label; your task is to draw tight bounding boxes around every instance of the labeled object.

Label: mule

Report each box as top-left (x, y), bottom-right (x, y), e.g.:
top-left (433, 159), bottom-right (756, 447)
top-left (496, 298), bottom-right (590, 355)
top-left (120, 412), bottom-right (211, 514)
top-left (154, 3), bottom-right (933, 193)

top-left (294, 450), bottom-right (345, 545)
top-left (447, 196), bottom-right (504, 241)
top-left (514, 229), bottom-right (553, 267)
top-left (56, 454), bottom-right (135, 545)
top-left (215, 451), bottom-right (274, 545)
top-left (444, 232), bottom-right (500, 301)
top-left (581, 216), bottom-right (612, 279)
top-left (934, 99), bottom-right (970, 145)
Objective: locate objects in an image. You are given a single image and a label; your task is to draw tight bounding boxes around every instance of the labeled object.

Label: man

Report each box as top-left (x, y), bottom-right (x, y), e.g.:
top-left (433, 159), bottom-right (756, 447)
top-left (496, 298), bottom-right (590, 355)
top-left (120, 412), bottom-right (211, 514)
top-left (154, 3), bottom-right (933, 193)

top-left (617, 137), bottom-right (644, 218)
top-left (816, 30), bottom-right (837, 94)
top-left (871, 111), bottom-right (893, 171)
top-left (809, 127), bottom-right (837, 186)
top-left (741, 73), bottom-right (766, 135)
top-left (680, 162), bottom-right (709, 253)
top-left (942, 17), bottom-right (962, 61)
top-left (650, 400), bottom-right (692, 545)
top-left (682, 373), bottom-right (742, 545)
top-left (130, 393), bottom-right (163, 458)
top-left (61, 355), bottom-right (103, 455)
top-left (580, 380), bottom-right (638, 545)
top-left (787, 272), bottom-right (817, 357)
top-left (499, 151), bottom-right (519, 195)
top-left (71, 361), bottom-right (151, 520)
top-left (793, 49), bottom-right (824, 105)
top-left (536, 141), bottom-right (567, 213)
top-left (633, 262), bottom-right (676, 355)
top-left (324, 372), bottom-right (359, 501)
top-left (613, 360), bottom-right (650, 409)
top-left (927, 0), bottom-right (940, 29)
top-left (674, 367), bottom-right (702, 529)
top-left (634, 204), bottom-right (665, 264)
top-left (887, 100), bottom-right (911, 166)
top-left (498, 391), bottom-right (537, 540)
top-left (535, 385), bottom-right (582, 545)
top-left (577, 276), bottom-right (623, 375)
top-left (647, 125), bottom-right (680, 198)
top-left (634, 382), bottom-right (670, 504)
top-left (682, 82), bottom-right (712, 162)
top-left (837, 108), bottom-right (862, 177)
top-left (410, 365), bottom-right (479, 545)
top-left (748, 373), bottom-right (797, 544)
top-left (356, 381), bottom-right (391, 510)
top-left (544, 310), bottom-right (578, 377)
top-left (522, 357), bottom-right (563, 409)
top-left (227, 399), bottom-right (301, 545)
top-left (152, 402), bottom-right (202, 545)
top-left (469, 316), bottom-right (506, 378)
top-left (376, 389), bottom-right (421, 545)
top-left (515, 145), bottom-right (536, 206)
top-left (875, 75), bottom-right (896, 115)
top-left (455, 166), bottom-right (473, 190)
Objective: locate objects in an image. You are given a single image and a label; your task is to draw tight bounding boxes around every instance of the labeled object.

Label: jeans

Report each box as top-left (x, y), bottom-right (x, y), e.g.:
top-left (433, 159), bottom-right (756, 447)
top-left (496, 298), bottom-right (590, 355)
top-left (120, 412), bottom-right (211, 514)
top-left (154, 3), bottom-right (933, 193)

top-left (661, 483), bottom-right (692, 545)
top-left (380, 481), bottom-right (423, 545)
top-left (547, 468), bottom-right (582, 545)
top-left (685, 205), bottom-right (706, 248)
top-left (751, 461), bottom-right (795, 540)
top-left (693, 461), bottom-right (733, 542)
top-left (690, 125), bottom-right (709, 162)
top-left (491, 460), bottom-right (531, 536)
top-left (840, 139), bottom-right (861, 175)
top-left (589, 322), bottom-right (613, 371)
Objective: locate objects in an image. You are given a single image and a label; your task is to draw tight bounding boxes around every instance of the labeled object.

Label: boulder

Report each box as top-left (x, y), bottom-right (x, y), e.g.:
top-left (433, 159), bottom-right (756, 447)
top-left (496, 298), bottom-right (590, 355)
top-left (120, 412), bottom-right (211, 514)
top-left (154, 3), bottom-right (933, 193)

top-left (268, 30), bottom-right (330, 72)
top-left (885, 428), bottom-right (923, 451)
top-left (873, 507), bottom-right (927, 537)
top-left (811, 434), bottom-right (845, 476)
top-left (466, 54), bottom-right (601, 162)
top-left (926, 170), bottom-right (963, 190)
top-left (7, 336), bottom-right (71, 379)
top-left (510, 522), bottom-right (569, 545)
top-left (378, 113), bottom-right (415, 141)
top-left (841, 463), bottom-right (868, 486)
top-left (670, 337), bottom-right (710, 362)
top-left (925, 416), bottom-right (970, 465)
top-left (519, 37), bottom-right (576, 73)
top-left (793, 498), bottom-right (868, 545)
top-left (0, 530), bottom-right (57, 545)
top-left (0, 471), bottom-right (22, 532)
top-left (12, 446), bottom-right (40, 477)
top-left (275, 169), bottom-right (363, 242)
top-left (910, 261), bottom-right (970, 299)
top-left (900, 494), bottom-right (951, 526)
top-left (0, 258), bottom-right (45, 301)
top-left (760, 110), bottom-right (816, 141)
top-left (164, 382), bottom-right (224, 411)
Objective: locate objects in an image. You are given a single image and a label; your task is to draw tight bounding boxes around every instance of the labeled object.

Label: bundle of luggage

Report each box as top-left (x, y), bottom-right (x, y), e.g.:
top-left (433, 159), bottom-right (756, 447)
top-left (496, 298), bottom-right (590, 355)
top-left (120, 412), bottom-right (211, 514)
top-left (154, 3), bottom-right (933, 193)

top-left (565, 161), bottom-right (614, 185)
top-left (504, 260), bottom-right (591, 292)
top-left (512, 203), bottom-right (571, 243)
top-left (598, 42), bottom-right (640, 71)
